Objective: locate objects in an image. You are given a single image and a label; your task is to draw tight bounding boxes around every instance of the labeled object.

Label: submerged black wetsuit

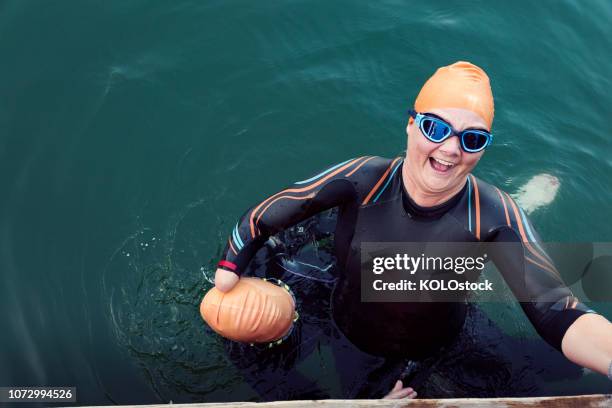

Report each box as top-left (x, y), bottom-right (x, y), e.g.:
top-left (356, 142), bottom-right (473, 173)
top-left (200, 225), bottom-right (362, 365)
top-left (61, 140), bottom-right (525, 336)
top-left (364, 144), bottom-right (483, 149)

top-left (218, 156), bottom-right (596, 360)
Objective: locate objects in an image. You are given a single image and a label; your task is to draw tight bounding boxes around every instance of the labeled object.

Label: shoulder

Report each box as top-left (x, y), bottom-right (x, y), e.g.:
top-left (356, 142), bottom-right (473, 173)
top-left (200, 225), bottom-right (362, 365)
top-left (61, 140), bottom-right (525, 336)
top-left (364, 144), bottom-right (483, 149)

top-left (294, 156), bottom-right (399, 185)
top-left (468, 175), bottom-right (540, 242)
top-left (292, 155), bottom-right (402, 202)
top-left (346, 155), bottom-right (402, 179)
top-left (467, 175), bottom-right (510, 216)
top-left (344, 156), bottom-right (403, 194)
top-left (466, 175), bottom-right (523, 240)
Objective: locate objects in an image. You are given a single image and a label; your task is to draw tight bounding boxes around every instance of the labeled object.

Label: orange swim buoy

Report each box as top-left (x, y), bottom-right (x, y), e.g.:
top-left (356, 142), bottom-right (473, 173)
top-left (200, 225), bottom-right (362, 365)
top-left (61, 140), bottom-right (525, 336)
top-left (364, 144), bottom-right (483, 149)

top-left (200, 277), bottom-right (296, 343)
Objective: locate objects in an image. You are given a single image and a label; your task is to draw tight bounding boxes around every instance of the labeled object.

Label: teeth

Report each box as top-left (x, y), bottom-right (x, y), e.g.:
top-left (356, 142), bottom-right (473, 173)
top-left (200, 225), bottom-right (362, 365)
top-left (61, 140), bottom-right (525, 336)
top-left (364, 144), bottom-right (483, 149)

top-left (432, 157), bottom-right (455, 167)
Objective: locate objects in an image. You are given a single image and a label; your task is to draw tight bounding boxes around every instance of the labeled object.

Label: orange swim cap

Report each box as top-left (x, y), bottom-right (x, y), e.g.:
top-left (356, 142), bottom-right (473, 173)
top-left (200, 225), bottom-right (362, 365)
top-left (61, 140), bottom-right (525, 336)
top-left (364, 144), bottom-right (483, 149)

top-left (414, 61), bottom-right (494, 129)
top-left (200, 278), bottom-right (296, 343)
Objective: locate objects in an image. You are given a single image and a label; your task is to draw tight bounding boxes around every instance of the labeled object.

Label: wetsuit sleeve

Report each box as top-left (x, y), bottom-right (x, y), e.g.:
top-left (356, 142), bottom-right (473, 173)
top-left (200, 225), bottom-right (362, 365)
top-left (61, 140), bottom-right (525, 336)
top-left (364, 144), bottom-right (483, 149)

top-left (489, 193), bottom-right (597, 352)
top-left (217, 157), bottom-right (374, 276)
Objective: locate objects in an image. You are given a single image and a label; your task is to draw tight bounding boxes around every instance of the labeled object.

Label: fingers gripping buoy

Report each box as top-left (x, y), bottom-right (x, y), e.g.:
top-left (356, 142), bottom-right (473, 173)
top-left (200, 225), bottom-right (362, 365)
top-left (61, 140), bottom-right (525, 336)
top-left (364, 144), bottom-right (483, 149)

top-left (200, 277), bottom-right (296, 343)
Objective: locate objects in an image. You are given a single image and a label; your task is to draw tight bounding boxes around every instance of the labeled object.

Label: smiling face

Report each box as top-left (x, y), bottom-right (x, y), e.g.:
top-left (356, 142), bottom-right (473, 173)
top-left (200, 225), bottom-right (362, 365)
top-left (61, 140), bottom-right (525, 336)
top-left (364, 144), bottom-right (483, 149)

top-left (404, 107), bottom-right (489, 203)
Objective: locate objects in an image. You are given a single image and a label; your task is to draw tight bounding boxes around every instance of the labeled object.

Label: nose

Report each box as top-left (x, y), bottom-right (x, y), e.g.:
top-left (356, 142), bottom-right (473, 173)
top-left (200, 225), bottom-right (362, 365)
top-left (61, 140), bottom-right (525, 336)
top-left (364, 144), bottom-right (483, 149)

top-left (438, 134), bottom-right (462, 157)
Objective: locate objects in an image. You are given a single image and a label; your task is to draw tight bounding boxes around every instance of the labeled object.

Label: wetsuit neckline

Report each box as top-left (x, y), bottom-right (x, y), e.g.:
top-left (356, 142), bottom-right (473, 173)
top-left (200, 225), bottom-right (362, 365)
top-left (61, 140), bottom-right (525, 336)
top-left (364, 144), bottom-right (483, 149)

top-left (399, 160), bottom-right (468, 219)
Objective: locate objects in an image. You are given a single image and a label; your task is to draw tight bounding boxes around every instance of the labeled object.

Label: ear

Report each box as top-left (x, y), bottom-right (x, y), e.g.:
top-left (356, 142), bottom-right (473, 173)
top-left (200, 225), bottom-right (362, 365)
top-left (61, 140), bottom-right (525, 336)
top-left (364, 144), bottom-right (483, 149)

top-left (406, 117), bottom-right (413, 135)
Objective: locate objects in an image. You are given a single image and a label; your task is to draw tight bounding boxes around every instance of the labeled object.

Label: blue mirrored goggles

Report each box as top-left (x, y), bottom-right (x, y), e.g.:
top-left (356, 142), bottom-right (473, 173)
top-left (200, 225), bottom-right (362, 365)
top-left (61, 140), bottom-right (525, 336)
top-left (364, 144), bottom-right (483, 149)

top-left (408, 109), bottom-right (493, 153)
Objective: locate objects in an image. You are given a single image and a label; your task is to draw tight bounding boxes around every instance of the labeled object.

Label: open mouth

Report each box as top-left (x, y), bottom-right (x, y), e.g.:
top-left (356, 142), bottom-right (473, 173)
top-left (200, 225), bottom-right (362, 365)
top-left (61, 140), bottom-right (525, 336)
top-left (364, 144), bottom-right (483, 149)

top-left (429, 157), bottom-right (456, 173)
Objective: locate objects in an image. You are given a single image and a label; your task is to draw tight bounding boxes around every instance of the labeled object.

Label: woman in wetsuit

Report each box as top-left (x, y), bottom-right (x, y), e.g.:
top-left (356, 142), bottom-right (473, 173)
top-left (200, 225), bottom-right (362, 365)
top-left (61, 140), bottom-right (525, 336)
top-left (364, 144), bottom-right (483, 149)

top-left (212, 61), bottom-right (612, 399)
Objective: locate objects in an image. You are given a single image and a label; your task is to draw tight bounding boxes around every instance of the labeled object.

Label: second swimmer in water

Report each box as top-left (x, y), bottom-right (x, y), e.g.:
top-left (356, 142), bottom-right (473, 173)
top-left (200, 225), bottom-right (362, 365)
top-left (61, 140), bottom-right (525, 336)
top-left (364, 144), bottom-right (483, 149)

top-left (211, 61), bottom-right (612, 400)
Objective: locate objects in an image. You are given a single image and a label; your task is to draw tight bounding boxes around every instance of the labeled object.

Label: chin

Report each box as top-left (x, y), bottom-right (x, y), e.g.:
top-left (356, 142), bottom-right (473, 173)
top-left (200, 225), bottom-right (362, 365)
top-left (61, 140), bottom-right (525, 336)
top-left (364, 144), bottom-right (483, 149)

top-left (424, 174), bottom-right (462, 192)
top-left (426, 182), bottom-right (453, 193)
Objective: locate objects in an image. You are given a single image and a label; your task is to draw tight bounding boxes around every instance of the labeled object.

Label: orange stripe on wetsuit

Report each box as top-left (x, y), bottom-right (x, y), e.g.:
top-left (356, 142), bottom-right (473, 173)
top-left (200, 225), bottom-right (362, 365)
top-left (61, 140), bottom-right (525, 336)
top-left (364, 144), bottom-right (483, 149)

top-left (469, 175), bottom-right (481, 240)
top-left (525, 256), bottom-right (561, 280)
top-left (504, 192), bottom-right (560, 278)
top-left (362, 157), bottom-right (401, 205)
top-left (228, 238), bottom-right (238, 256)
top-left (255, 193), bottom-right (316, 229)
top-left (346, 156), bottom-right (374, 177)
top-left (248, 157), bottom-right (366, 238)
top-left (494, 186), bottom-right (511, 227)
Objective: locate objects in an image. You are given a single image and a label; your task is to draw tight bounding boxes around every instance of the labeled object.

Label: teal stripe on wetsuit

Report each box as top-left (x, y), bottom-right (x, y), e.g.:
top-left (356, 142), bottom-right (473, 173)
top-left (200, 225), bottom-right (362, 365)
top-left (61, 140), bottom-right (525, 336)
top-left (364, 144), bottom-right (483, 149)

top-left (373, 159), bottom-right (403, 203)
top-left (294, 158), bottom-right (354, 185)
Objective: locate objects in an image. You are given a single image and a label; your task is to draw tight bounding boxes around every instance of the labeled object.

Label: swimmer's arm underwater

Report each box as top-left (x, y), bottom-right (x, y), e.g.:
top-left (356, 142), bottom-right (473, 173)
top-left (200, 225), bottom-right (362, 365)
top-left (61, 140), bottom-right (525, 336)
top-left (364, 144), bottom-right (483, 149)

top-left (215, 156), bottom-right (378, 292)
top-left (488, 196), bottom-right (611, 378)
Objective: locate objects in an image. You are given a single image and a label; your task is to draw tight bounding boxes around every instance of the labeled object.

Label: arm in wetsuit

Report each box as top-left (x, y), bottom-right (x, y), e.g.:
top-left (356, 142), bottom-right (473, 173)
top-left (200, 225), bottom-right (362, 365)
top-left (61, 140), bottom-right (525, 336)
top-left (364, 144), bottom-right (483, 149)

top-left (474, 178), bottom-right (598, 353)
top-left (216, 156), bottom-right (389, 277)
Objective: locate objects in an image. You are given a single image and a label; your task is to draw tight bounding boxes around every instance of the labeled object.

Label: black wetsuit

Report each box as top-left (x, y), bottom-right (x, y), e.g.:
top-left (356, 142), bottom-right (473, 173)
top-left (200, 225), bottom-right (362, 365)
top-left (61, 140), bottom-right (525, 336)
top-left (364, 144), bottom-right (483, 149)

top-left (218, 156), bottom-right (597, 396)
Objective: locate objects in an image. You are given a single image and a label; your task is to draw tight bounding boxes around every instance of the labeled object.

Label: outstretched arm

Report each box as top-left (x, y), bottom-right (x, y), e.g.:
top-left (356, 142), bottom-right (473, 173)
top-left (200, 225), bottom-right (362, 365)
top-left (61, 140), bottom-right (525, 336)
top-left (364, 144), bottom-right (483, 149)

top-left (215, 157), bottom-right (375, 291)
top-left (490, 194), bottom-right (611, 378)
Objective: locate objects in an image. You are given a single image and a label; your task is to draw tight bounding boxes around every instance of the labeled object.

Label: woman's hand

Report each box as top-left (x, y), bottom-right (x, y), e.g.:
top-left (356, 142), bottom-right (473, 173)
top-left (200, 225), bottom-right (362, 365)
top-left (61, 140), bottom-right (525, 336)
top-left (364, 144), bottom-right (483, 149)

top-left (215, 268), bottom-right (239, 292)
top-left (561, 313), bottom-right (612, 377)
top-left (383, 380), bottom-right (417, 399)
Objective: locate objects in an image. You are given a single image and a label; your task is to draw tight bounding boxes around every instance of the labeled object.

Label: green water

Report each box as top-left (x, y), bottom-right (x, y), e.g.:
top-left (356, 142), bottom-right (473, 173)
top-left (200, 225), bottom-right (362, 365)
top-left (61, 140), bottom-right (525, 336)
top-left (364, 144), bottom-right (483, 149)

top-left (1, 0), bottom-right (611, 404)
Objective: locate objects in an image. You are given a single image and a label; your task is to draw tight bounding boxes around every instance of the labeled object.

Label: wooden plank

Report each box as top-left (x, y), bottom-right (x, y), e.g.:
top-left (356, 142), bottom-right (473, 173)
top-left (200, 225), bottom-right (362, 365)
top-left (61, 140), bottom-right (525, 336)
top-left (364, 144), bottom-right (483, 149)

top-left (72, 394), bottom-right (611, 408)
